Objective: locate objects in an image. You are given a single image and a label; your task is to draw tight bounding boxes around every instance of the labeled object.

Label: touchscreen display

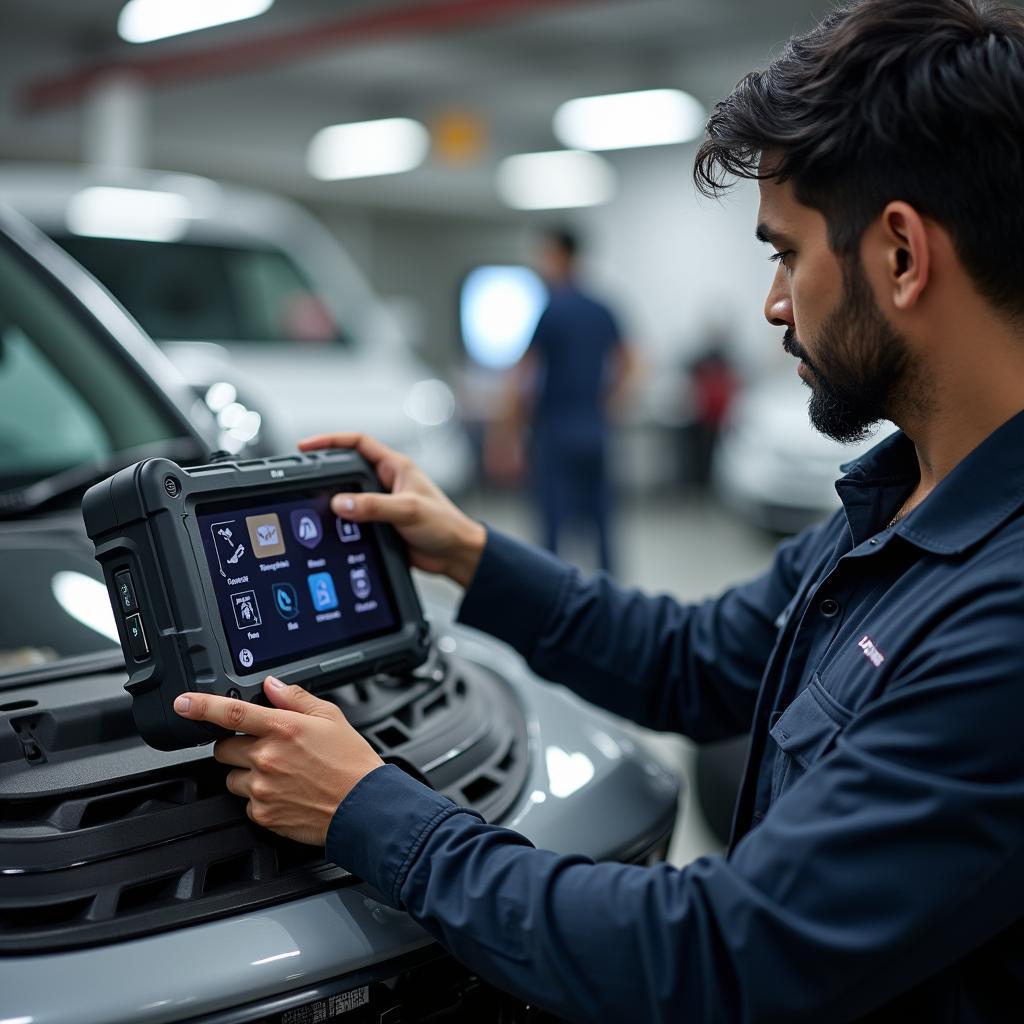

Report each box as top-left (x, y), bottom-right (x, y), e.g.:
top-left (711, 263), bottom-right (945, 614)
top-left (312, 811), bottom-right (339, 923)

top-left (196, 486), bottom-right (399, 675)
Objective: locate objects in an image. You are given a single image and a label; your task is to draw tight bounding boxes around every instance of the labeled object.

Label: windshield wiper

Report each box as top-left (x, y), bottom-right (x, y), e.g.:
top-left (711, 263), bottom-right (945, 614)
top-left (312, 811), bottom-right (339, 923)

top-left (0, 438), bottom-right (207, 519)
top-left (0, 649), bottom-right (127, 691)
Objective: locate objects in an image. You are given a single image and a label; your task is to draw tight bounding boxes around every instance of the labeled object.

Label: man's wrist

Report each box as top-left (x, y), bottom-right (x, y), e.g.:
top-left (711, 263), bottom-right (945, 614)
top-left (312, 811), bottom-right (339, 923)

top-left (446, 519), bottom-right (487, 589)
top-left (325, 762), bottom-right (469, 907)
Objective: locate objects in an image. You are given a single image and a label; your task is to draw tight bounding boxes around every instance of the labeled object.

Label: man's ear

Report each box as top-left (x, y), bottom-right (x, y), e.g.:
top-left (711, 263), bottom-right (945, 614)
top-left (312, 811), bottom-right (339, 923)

top-left (877, 201), bottom-right (930, 311)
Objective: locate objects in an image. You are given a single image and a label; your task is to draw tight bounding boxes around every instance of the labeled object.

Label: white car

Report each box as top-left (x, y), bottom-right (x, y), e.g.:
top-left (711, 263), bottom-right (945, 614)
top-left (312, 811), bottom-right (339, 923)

top-left (713, 368), bottom-right (897, 533)
top-left (0, 164), bottom-right (473, 494)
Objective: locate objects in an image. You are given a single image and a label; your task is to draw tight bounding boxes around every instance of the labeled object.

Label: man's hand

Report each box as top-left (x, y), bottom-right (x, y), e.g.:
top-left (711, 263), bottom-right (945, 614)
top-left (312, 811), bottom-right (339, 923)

top-left (173, 677), bottom-right (384, 847)
top-left (299, 432), bottom-right (487, 588)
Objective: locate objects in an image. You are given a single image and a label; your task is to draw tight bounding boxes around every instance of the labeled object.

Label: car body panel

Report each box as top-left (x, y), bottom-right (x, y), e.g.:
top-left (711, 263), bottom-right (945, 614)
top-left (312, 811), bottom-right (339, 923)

top-left (0, 619), bottom-right (679, 1024)
top-left (163, 341), bottom-right (471, 492)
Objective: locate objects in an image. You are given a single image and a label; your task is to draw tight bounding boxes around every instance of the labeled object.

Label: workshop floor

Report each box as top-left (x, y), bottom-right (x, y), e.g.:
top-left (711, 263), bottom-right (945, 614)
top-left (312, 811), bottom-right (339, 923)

top-left (417, 488), bottom-right (780, 867)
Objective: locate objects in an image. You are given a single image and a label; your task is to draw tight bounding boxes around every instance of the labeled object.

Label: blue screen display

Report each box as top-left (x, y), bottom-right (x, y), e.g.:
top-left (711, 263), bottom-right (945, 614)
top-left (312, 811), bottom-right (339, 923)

top-left (196, 486), bottom-right (398, 676)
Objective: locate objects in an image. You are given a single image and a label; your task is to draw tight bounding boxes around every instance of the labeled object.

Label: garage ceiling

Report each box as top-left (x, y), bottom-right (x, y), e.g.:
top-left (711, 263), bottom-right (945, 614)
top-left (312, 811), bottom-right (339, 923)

top-left (0, 0), bottom-right (852, 215)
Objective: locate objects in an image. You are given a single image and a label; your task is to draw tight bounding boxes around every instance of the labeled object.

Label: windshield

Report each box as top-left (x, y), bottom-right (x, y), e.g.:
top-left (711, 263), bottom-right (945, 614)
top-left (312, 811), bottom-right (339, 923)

top-left (0, 232), bottom-right (200, 675)
top-left (56, 236), bottom-right (350, 347)
top-left (0, 240), bottom-right (190, 493)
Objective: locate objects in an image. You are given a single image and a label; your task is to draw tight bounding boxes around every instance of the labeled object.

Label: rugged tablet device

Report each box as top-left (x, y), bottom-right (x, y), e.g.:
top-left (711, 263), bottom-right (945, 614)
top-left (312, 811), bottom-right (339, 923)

top-left (82, 451), bottom-right (430, 750)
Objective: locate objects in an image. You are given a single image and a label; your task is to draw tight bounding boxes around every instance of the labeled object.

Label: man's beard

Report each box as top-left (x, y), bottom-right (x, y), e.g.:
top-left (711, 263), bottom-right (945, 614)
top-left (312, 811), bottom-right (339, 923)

top-left (784, 259), bottom-right (912, 444)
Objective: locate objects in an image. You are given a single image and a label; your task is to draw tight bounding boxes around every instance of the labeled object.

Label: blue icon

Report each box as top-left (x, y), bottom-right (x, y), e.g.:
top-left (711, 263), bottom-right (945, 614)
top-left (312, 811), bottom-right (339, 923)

top-left (290, 508), bottom-right (323, 549)
top-left (272, 582), bottom-right (299, 620)
top-left (307, 572), bottom-right (339, 613)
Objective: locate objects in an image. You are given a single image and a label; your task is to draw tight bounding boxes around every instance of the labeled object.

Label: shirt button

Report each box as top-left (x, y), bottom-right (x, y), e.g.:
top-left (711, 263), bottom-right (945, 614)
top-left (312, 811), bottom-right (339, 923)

top-left (869, 538), bottom-right (879, 546)
top-left (819, 598), bottom-right (841, 618)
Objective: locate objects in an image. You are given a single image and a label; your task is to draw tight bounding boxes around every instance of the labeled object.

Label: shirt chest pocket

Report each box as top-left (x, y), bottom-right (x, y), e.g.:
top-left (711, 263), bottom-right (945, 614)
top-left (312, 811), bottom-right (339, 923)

top-left (768, 678), bottom-right (852, 804)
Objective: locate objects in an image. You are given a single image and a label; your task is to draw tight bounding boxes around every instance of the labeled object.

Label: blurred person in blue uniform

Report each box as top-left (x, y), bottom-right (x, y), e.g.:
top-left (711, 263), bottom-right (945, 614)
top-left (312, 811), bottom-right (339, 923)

top-left (488, 229), bottom-right (636, 574)
top-left (176, 2), bottom-right (1024, 1020)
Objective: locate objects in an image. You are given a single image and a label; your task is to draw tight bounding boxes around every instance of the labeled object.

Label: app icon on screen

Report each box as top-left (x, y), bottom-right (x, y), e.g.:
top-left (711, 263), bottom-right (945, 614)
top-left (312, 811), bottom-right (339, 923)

top-left (290, 509), bottom-right (323, 550)
top-left (210, 520), bottom-right (246, 576)
top-left (230, 590), bottom-right (262, 629)
top-left (307, 572), bottom-right (339, 613)
top-left (272, 582), bottom-right (300, 620)
top-left (246, 513), bottom-right (286, 558)
top-left (350, 567), bottom-right (372, 600)
top-left (336, 519), bottom-right (361, 543)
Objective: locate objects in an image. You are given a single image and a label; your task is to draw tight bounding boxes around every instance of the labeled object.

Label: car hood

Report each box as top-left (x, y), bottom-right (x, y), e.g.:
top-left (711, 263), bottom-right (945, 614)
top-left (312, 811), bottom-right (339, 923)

top-left (162, 341), bottom-right (440, 450)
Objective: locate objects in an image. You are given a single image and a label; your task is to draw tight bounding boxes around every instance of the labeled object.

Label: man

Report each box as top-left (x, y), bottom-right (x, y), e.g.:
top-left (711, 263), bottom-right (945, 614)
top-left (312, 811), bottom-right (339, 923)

top-left (488, 228), bottom-right (633, 573)
top-left (174, 1), bottom-right (1024, 1019)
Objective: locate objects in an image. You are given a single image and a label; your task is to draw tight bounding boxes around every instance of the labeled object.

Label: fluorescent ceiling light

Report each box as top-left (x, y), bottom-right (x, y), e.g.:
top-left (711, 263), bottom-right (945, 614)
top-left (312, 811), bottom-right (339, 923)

top-left (118, 0), bottom-right (275, 44)
top-left (553, 88), bottom-right (706, 151)
top-left (496, 150), bottom-right (616, 210)
top-left (66, 186), bottom-right (193, 242)
top-left (307, 118), bottom-right (430, 181)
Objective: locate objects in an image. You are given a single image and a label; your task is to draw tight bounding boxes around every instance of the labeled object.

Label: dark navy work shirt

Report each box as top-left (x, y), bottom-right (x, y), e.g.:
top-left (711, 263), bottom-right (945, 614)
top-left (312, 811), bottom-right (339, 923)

top-left (328, 411), bottom-right (1024, 1022)
top-left (529, 282), bottom-right (622, 445)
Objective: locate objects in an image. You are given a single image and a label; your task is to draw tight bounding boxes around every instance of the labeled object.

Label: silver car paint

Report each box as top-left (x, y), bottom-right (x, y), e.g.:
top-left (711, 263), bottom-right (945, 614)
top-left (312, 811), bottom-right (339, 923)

top-left (0, 624), bottom-right (679, 1024)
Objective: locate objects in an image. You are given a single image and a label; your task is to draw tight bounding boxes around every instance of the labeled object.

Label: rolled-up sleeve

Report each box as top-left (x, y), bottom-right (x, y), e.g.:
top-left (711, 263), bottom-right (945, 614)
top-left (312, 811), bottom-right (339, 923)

top-left (457, 525), bottom-right (831, 741)
top-left (329, 579), bottom-right (1024, 1023)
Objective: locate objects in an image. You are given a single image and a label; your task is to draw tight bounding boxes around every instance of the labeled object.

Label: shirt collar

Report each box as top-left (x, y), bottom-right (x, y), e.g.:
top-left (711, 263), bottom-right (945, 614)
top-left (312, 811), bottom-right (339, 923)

top-left (835, 409), bottom-right (1024, 555)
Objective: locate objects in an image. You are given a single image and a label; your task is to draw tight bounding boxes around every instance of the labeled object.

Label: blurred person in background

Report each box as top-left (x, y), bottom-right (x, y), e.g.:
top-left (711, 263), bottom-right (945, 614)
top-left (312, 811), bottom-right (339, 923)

top-left (176, 1), bottom-right (1024, 1020)
top-left (684, 324), bottom-right (740, 484)
top-left (486, 228), bottom-right (636, 574)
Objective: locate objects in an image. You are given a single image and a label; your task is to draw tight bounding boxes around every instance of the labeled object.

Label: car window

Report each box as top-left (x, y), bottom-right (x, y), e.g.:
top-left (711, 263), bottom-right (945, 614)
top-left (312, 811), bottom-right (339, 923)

top-left (56, 236), bottom-right (350, 347)
top-left (0, 326), bottom-right (108, 476)
top-left (0, 240), bottom-right (188, 492)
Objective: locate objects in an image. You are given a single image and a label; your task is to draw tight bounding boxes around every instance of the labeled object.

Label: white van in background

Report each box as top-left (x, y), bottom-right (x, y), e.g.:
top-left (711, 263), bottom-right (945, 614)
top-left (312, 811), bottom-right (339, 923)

top-left (0, 165), bottom-right (473, 494)
top-left (713, 367), bottom-right (897, 534)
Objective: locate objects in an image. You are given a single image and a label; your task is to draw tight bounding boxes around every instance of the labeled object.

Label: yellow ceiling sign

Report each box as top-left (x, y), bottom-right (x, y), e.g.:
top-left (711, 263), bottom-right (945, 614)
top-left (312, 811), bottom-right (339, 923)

top-left (431, 110), bottom-right (487, 164)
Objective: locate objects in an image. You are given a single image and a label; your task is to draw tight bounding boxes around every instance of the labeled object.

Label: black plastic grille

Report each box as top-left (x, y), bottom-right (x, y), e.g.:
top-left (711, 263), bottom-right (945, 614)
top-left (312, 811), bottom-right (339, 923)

top-left (0, 650), bottom-right (529, 952)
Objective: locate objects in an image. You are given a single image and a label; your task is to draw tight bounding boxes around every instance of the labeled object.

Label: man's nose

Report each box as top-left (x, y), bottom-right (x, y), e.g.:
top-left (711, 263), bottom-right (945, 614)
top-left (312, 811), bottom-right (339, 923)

top-left (764, 271), bottom-right (794, 328)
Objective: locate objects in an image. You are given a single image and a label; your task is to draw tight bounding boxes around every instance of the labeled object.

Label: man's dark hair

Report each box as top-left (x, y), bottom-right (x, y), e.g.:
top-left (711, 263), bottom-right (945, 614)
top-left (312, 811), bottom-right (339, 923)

top-left (544, 227), bottom-right (580, 260)
top-left (694, 0), bottom-right (1024, 320)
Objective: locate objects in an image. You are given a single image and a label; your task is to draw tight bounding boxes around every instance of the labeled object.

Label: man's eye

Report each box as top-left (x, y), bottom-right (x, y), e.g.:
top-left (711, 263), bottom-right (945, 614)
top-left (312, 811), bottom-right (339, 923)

top-left (769, 250), bottom-right (794, 268)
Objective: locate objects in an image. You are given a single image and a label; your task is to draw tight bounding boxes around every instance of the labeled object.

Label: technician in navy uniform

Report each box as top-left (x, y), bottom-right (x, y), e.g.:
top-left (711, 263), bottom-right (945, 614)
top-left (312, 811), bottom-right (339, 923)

top-left (489, 228), bottom-right (633, 574)
top-left (175, 1), bottom-right (1024, 1019)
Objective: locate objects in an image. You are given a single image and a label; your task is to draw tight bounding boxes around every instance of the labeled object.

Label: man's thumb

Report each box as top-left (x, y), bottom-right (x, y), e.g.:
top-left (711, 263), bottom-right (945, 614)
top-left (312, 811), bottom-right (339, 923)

top-left (331, 491), bottom-right (416, 526)
top-left (263, 677), bottom-right (323, 715)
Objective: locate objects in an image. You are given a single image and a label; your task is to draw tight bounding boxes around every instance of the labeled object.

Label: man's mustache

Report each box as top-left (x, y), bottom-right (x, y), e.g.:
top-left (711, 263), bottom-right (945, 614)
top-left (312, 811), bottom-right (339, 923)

top-left (784, 329), bottom-right (824, 382)
top-left (783, 329), bottom-right (808, 362)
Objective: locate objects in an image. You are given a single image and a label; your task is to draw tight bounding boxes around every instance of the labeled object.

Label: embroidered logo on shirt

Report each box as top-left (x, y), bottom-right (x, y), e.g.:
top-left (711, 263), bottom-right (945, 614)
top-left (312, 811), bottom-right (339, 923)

top-left (858, 634), bottom-right (886, 668)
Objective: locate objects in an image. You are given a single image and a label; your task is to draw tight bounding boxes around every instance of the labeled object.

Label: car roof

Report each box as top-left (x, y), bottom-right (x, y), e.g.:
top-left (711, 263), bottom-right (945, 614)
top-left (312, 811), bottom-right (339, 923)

top-left (0, 164), bottom-right (303, 244)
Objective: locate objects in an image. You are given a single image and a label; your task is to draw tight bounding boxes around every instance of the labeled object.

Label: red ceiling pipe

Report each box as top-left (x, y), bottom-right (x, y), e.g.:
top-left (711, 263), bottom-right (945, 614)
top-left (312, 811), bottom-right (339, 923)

top-left (24, 0), bottom-right (605, 113)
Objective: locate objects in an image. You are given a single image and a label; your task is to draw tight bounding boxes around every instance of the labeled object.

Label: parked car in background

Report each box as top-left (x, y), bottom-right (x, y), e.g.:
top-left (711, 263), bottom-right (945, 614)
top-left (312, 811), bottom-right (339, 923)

top-left (712, 367), bottom-right (898, 534)
top-left (0, 204), bottom-right (678, 1023)
top-left (0, 164), bottom-right (473, 494)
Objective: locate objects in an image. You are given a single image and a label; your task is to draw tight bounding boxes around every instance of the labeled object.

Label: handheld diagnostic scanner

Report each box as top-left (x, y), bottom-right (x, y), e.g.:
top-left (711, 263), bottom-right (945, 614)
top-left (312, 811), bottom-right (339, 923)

top-left (82, 451), bottom-right (429, 750)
